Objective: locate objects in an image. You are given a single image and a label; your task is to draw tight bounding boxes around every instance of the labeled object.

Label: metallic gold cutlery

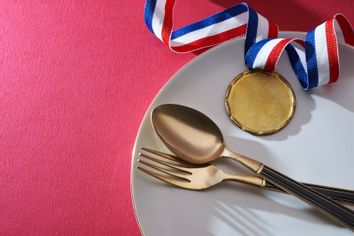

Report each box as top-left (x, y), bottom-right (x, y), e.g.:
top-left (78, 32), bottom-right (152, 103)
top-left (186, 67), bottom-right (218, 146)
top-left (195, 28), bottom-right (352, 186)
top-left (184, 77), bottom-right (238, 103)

top-left (138, 147), bottom-right (354, 204)
top-left (151, 104), bottom-right (354, 230)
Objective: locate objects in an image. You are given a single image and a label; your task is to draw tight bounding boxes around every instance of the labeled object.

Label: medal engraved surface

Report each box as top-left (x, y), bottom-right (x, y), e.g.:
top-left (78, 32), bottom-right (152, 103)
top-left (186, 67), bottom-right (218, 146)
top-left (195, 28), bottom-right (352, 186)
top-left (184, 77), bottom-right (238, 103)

top-left (225, 70), bottom-right (296, 135)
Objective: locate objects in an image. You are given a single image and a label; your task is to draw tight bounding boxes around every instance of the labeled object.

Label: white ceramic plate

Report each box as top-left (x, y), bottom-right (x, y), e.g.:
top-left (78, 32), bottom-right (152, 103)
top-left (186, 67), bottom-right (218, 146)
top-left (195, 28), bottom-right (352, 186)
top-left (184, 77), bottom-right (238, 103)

top-left (131, 32), bottom-right (354, 236)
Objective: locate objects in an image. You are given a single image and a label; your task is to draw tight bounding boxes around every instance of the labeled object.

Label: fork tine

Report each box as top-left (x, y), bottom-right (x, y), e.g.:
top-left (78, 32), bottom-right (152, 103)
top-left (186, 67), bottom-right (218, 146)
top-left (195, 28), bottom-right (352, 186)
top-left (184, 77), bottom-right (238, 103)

top-left (137, 166), bottom-right (191, 189)
top-left (139, 152), bottom-right (192, 173)
top-left (137, 158), bottom-right (190, 181)
top-left (140, 147), bottom-right (199, 167)
top-left (141, 147), bottom-right (177, 161)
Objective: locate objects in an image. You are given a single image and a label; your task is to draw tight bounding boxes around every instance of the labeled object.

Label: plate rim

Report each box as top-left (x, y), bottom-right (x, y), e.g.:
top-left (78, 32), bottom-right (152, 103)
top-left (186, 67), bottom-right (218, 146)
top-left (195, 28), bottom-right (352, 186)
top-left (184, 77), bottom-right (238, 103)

top-left (129, 30), bottom-right (353, 235)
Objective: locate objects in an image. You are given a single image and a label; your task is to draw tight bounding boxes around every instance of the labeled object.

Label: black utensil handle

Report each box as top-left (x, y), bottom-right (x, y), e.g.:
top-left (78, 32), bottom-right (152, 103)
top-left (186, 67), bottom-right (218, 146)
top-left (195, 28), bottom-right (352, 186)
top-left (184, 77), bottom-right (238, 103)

top-left (265, 182), bottom-right (354, 204)
top-left (259, 165), bottom-right (354, 230)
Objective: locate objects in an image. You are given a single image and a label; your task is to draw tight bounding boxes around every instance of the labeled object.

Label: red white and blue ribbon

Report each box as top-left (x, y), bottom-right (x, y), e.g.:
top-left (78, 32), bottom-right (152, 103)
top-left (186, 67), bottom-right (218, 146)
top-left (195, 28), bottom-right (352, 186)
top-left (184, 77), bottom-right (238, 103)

top-left (144, 1), bottom-right (354, 90)
top-left (245, 14), bottom-right (354, 89)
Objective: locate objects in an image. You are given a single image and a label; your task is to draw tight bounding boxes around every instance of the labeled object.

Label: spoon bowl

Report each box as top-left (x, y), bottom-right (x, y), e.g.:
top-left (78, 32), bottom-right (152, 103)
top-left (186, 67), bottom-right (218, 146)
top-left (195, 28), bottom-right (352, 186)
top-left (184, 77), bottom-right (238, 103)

top-left (151, 104), bottom-right (225, 164)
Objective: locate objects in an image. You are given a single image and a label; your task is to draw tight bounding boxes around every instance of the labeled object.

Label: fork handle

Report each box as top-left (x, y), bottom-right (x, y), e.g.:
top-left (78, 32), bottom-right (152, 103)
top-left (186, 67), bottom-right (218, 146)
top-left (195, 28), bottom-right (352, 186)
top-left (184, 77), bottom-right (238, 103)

top-left (259, 165), bottom-right (354, 230)
top-left (265, 181), bottom-right (354, 204)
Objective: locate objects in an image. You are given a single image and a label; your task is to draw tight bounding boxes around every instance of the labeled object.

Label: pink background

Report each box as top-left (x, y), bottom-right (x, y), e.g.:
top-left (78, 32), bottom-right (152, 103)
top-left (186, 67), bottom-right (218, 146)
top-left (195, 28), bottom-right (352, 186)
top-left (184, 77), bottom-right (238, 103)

top-left (1, 1), bottom-right (353, 235)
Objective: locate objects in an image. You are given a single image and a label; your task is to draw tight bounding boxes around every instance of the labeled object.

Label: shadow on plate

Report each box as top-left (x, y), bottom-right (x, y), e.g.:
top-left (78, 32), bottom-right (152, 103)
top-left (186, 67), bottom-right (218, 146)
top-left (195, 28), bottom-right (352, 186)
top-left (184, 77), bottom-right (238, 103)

top-left (207, 182), bottom-right (346, 235)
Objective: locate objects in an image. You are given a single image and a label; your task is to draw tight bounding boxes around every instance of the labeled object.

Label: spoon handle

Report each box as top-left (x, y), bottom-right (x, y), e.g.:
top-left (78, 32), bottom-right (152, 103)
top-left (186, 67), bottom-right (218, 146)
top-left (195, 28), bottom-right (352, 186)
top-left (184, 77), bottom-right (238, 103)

top-left (259, 165), bottom-right (354, 230)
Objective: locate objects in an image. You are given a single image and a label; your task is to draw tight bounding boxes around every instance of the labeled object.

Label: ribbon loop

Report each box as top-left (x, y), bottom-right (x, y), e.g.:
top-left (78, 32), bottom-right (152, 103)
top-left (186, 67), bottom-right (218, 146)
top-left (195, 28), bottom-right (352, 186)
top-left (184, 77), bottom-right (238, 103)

top-left (144, 1), bottom-right (354, 90)
top-left (246, 14), bottom-right (354, 90)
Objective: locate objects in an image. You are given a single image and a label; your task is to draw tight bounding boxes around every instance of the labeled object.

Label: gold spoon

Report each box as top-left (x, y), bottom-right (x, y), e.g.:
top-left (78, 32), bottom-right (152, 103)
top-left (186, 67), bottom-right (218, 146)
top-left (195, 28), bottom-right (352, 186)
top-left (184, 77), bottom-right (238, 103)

top-left (151, 104), bottom-right (354, 230)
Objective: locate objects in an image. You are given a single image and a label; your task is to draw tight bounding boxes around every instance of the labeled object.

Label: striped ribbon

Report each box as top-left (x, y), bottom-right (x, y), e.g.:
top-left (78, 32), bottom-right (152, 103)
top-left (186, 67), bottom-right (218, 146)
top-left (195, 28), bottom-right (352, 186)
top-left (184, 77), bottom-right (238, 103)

top-left (144, 1), bottom-right (354, 90)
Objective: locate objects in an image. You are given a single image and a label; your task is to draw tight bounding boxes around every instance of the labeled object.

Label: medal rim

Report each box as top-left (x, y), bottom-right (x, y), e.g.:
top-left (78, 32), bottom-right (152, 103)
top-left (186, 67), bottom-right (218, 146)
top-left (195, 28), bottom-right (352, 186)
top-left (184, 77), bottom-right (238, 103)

top-left (225, 69), bottom-right (296, 136)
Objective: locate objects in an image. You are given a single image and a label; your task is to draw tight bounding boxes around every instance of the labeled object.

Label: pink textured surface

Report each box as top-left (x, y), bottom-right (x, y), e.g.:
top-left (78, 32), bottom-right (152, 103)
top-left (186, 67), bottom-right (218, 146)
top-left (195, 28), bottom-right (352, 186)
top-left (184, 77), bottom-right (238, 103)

top-left (1, 1), bottom-right (352, 235)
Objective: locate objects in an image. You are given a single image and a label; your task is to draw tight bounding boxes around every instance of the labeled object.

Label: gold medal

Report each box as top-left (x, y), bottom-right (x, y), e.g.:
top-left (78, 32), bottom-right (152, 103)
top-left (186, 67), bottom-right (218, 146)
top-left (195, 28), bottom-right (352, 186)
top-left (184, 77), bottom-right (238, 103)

top-left (225, 70), bottom-right (296, 135)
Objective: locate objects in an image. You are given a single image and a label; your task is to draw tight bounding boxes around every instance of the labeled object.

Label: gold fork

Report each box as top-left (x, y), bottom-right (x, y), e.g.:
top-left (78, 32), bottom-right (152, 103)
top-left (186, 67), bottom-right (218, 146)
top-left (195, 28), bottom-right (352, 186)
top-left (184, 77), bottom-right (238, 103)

top-left (137, 147), bottom-right (354, 204)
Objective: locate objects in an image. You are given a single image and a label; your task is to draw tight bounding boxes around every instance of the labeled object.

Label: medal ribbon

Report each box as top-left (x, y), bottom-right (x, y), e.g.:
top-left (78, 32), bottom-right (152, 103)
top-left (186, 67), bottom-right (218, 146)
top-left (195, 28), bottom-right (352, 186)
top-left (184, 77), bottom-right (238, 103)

top-left (144, 1), bottom-right (354, 90)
